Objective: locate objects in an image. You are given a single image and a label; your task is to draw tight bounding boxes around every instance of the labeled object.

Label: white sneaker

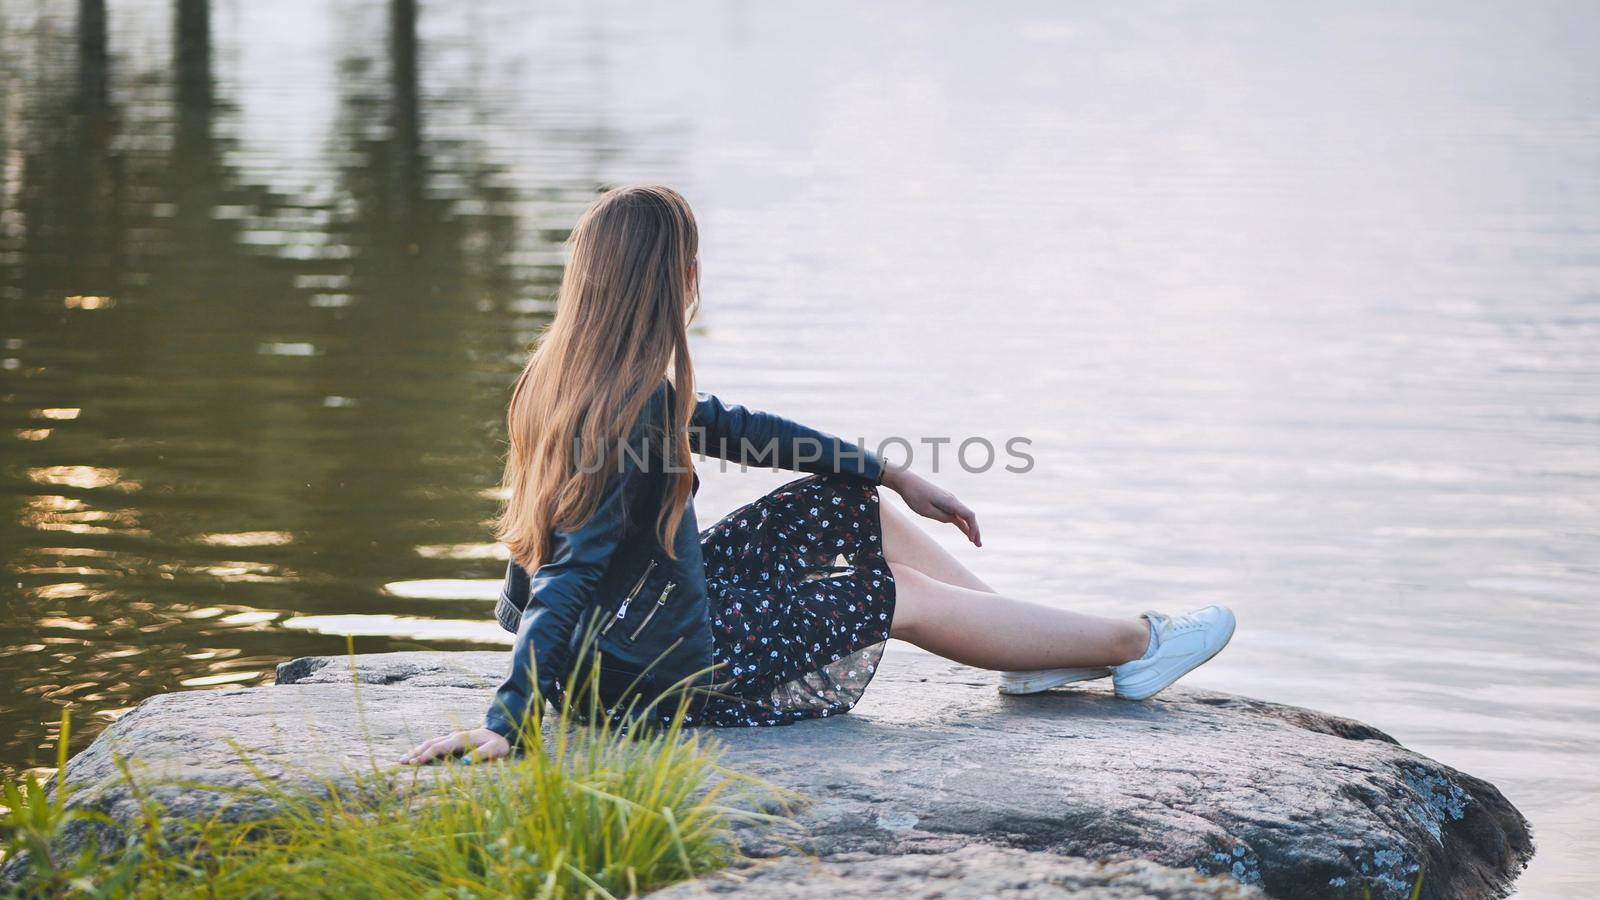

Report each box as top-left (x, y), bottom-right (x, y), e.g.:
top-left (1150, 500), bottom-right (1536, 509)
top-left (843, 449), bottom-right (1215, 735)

top-left (997, 666), bottom-right (1112, 695)
top-left (1112, 606), bottom-right (1236, 700)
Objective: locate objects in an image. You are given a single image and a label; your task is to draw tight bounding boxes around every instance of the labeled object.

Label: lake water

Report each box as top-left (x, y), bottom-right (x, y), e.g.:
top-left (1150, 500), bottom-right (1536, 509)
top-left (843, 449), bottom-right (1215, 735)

top-left (1, 1), bottom-right (1596, 893)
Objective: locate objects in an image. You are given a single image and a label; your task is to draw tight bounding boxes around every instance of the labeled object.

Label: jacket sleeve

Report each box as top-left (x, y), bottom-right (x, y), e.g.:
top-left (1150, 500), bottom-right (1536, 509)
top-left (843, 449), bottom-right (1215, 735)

top-left (483, 415), bottom-right (652, 742)
top-left (691, 392), bottom-right (883, 484)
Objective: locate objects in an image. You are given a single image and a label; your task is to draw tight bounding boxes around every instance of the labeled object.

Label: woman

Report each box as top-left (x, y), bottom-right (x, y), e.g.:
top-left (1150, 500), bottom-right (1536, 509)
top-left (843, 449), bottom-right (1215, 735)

top-left (401, 185), bottom-right (1235, 765)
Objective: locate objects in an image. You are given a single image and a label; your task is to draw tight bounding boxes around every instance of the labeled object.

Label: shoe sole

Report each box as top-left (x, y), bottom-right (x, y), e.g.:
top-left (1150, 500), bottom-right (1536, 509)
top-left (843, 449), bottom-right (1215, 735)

top-left (997, 668), bottom-right (1111, 695)
top-left (1114, 611), bottom-right (1236, 701)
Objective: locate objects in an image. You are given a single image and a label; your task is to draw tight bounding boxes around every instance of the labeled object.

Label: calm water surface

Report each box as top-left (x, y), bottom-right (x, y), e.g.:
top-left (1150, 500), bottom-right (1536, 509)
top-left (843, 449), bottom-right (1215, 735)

top-left (1, 1), bottom-right (1596, 893)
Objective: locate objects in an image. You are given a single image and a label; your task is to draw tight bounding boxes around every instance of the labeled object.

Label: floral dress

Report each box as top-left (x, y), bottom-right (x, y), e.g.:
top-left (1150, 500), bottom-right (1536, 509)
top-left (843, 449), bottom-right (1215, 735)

top-left (682, 473), bottom-right (897, 727)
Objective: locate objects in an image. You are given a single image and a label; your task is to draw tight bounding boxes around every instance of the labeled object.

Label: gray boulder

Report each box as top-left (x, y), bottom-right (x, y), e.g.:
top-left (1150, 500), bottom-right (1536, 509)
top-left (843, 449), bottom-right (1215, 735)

top-left (40, 647), bottom-right (1529, 898)
top-left (650, 845), bottom-right (1264, 898)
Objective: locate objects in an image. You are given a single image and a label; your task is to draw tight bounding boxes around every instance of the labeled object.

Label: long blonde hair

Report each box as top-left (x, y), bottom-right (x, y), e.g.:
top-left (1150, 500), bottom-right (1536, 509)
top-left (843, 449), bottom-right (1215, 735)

top-left (498, 185), bottom-right (699, 571)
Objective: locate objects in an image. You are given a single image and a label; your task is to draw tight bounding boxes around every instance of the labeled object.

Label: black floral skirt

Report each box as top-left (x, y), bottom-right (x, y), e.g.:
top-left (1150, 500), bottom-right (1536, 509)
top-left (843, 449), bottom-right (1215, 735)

top-left (682, 474), bottom-right (897, 727)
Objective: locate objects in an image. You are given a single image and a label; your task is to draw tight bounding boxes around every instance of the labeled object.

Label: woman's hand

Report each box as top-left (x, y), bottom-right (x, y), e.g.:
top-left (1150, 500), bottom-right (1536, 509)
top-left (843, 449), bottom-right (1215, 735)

top-left (882, 467), bottom-right (982, 547)
top-left (400, 728), bottom-right (512, 766)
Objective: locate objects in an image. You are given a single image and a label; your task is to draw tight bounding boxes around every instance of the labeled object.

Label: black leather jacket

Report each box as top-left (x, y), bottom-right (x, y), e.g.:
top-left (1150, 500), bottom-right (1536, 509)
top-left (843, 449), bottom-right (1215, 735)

top-left (485, 383), bottom-right (883, 739)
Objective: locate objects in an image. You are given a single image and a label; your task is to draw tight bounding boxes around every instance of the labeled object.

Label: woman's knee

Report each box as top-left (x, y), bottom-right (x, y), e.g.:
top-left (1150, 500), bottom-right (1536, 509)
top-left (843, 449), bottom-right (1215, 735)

top-left (878, 499), bottom-right (912, 563)
top-left (887, 561), bottom-right (935, 641)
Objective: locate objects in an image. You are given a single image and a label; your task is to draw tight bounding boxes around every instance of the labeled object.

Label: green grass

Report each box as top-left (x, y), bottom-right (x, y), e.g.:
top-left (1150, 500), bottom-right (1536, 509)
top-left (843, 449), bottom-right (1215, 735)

top-left (2, 648), bottom-right (789, 898)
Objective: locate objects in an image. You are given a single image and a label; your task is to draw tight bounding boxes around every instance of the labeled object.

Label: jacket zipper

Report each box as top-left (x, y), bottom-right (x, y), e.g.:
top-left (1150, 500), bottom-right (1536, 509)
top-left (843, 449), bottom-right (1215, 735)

top-left (601, 560), bottom-right (656, 636)
top-left (628, 581), bottom-right (677, 641)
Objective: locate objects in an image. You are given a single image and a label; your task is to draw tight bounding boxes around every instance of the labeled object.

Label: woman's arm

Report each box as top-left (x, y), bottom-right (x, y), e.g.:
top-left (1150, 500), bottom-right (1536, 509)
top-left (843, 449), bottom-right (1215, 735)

top-left (402, 404), bottom-right (655, 766)
top-left (692, 390), bottom-right (979, 546)
top-left (690, 392), bottom-right (883, 483)
top-left (480, 462), bottom-right (632, 741)
top-left (402, 472), bottom-right (633, 765)
top-left (880, 466), bottom-right (981, 547)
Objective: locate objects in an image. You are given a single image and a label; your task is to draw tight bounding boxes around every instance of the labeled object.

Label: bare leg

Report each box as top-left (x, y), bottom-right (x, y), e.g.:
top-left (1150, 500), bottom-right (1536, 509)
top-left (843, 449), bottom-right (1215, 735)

top-left (879, 499), bottom-right (1148, 670)
top-left (879, 498), bottom-right (996, 593)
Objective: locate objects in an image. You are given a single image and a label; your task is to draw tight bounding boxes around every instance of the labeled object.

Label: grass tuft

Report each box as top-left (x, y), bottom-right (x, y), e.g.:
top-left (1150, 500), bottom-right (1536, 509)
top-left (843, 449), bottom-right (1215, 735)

top-left (1, 640), bottom-right (791, 898)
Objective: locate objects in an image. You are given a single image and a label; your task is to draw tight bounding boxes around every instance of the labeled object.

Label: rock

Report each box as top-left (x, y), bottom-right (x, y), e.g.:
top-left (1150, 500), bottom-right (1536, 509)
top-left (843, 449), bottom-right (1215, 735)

top-left (273, 650), bottom-right (506, 688)
top-left (40, 680), bottom-right (491, 864)
top-left (650, 845), bottom-right (1265, 898)
top-left (42, 646), bottom-right (1529, 898)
